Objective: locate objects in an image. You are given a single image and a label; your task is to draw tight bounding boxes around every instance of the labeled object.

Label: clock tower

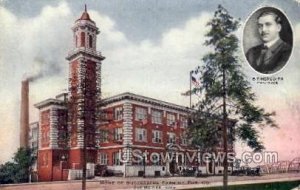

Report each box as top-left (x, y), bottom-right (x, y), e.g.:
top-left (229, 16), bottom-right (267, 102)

top-left (66, 5), bottom-right (105, 169)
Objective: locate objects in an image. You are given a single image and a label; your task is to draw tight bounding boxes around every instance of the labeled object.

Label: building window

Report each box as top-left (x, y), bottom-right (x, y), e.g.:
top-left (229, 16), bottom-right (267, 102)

top-left (99, 153), bottom-right (108, 165)
top-left (167, 133), bottom-right (176, 144)
top-left (114, 107), bottom-right (123, 121)
top-left (80, 32), bottom-right (85, 47)
top-left (89, 34), bottom-right (93, 48)
top-left (135, 128), bottom-right (147, 142)
top-left (135, 107), bottom-right (147, 121)
top-left (31, 128), bottom-right (38, 140)
top-left (167, 113), bottom-right (176, 126)
top-left (113, 152), bottom-right (121, 165)
top-left (99, 129), bottom-right (108, 143)
top-left (151, 110), bottom-right (162, 124)
top-left (152, 130), bottom-right (162, 143)
top-left (114, 128), bottom-right (123, 141)
top-left (181, 117), bottom-right (188, 128)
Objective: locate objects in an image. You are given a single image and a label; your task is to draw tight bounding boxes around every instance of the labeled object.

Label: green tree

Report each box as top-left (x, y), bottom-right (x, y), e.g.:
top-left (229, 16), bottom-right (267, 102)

top-left (188, 5), bottom-right (277, 190)
top-left (0, 147), bottom-right (35, 184)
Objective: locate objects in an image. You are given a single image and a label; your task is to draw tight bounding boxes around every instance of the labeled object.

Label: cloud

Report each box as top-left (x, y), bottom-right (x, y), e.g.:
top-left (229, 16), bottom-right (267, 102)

top-left (0, 2), bottom-right (74, 163)
top-left (98, 12), bottom-right (212, 100)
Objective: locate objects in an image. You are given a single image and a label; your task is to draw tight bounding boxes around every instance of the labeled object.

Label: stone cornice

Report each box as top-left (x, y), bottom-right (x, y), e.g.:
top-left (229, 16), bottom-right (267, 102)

top-left (101, 92), bottom-right (191, 113)
top-left (34, 99), bottom-right (66, 109)
top-left (66, 48), bottom-right (105, 61)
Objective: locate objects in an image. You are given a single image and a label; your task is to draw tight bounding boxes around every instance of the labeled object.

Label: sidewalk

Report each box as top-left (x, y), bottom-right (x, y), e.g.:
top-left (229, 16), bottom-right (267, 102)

top-left (1, 173), bottom-right (300, 190)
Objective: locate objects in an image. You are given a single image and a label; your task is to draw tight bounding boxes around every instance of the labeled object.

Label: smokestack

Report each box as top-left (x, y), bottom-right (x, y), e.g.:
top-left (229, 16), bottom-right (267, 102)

top-left (20, 79), bottom-right (29, 148)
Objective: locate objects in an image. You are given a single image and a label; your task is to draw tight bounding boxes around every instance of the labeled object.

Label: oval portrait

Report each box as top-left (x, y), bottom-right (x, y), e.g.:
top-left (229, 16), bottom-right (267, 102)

top-left (243, 7), bottom-right (293, 75)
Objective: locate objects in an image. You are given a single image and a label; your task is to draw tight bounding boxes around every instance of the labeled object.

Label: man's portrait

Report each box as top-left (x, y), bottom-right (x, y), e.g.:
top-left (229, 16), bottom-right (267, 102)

top-left (243, 7), bottom-right (293, 74)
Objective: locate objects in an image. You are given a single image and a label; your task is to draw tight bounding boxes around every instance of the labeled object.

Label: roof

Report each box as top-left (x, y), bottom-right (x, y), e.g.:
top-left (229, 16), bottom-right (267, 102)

top-left (101, 92), bottom-right (191, 113)
top-left (34, 92), bottom-right (190, 113)
top-left (34, 98), bottom-right (66, 109)
top-left (76, 5), bottom-right (95, 23)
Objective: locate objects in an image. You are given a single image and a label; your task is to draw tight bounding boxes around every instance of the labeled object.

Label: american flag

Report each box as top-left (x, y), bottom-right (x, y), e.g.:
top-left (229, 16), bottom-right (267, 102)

top-left (190, 70), bottom-right (200, 87)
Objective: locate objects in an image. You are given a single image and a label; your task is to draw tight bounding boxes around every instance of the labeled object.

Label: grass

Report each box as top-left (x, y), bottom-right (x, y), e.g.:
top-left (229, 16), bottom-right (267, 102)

top-left (187, 180), bottom-right (300, 190)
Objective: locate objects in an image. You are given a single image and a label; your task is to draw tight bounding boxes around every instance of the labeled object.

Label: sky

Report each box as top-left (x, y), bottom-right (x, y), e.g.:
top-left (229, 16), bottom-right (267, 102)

top-left (0, 0), bottom-right (300, 164)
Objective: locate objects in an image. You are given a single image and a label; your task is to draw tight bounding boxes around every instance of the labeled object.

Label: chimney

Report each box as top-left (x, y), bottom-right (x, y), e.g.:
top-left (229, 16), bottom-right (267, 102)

top-left (20, 79), bottom-right (29, 148)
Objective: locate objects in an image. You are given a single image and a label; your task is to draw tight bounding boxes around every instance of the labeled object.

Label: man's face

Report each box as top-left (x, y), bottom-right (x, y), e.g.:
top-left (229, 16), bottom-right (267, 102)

top-left (257, 14), bottom-right (281, 43)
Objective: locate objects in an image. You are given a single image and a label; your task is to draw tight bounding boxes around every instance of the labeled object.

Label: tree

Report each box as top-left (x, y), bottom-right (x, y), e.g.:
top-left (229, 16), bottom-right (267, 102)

top-left (0, 147), bottom-right (36, 184)
top-left (188, 5), bottom-right (277, 190)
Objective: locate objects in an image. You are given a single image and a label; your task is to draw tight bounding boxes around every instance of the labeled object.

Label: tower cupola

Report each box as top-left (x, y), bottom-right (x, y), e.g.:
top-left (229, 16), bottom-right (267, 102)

top-left (67, 4), bottom-right (103, 56)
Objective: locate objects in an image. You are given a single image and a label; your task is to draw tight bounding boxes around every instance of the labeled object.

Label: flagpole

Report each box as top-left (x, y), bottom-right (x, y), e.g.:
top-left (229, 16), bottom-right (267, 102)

top-left (190, 71), bottom-right (192, 109)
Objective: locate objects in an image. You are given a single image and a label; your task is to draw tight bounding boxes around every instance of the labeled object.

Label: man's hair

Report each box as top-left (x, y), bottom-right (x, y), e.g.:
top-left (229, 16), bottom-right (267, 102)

top-left (257, 10), bottom-right (282, 24)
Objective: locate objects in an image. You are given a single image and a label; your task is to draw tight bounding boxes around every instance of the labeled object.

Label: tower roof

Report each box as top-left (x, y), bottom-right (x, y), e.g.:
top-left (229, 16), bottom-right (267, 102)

top-left (77, 4), bottom-right (94, 23)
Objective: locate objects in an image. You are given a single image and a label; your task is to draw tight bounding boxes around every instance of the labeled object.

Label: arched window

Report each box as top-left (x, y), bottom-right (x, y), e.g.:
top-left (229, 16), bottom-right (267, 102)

top-left (80, 32), bottom-right (85, 47)
top-left (89, 34), bottom-right (93, 48)
top-left (75, 35), bottom-right (78, 47)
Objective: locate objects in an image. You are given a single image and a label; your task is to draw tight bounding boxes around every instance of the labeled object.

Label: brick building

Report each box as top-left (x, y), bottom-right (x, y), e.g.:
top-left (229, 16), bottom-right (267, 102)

top-left (97, 92), bottom-right (192, 177)
top-left (33, 7), bottom-right (234, 181)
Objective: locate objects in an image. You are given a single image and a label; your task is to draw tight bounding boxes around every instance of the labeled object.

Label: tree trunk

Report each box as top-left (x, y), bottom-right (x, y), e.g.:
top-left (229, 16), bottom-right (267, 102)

top-left (222, 68), bottom-right (228, 190)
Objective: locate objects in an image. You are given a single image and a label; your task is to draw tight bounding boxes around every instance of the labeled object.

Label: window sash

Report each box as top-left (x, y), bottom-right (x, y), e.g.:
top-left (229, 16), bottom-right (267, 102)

top-left (181, 117), bottom-right (188, 128)
top-left (152, 110), bottom-right (162, 124)
top-left (136, 128), bottom-right (147, 142)
top-left (135, 107), bottom-right (147, 121)
top-left (113, 152), bottom-right (121, 165)
top-left (167, 114), bottom-right (176, 126)
top-left (114, 107), bottom-right (123, 120)
top-left (114, 128), bottom-right (123, 141)
top-left (168, 133), bottom-right (176, 143)
top-left (100, 153), bottom-right (108, 165)
top-left (152, 130), bottom-right (162, 143)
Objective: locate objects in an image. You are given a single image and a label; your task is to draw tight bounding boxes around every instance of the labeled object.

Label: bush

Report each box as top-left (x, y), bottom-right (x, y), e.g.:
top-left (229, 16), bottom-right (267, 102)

top-left (0, 147), bottom-right (35, 184)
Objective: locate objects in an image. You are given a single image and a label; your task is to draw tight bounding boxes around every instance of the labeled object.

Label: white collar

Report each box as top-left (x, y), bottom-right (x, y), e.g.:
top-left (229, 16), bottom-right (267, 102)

top-left (264, 36), bottom-right (280, 48)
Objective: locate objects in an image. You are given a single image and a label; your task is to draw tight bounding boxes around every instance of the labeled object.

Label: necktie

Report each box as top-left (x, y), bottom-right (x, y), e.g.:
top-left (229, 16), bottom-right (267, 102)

top-left (257, 46), bottom-right (268, 67)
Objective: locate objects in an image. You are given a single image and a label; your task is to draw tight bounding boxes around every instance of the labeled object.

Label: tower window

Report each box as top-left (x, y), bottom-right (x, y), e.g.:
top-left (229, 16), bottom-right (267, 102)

top-left (75, 35), bottom-right (78, 47)
top-left (89, 34), bottom-right (93, 48)
top-left (81, 32), bottom-right (85, 47)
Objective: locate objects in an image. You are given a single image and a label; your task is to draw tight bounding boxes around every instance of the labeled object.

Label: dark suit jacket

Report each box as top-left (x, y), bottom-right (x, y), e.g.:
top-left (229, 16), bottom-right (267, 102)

top-left (246, 39), bottom-right (292, 74)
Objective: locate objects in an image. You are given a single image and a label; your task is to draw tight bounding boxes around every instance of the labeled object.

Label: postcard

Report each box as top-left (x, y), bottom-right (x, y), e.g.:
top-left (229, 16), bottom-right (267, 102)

top-left (0, 0), bottom-right (300, 189)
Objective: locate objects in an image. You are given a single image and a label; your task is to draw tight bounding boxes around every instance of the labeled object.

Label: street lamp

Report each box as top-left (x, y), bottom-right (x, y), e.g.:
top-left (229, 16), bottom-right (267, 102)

top-left (60, 154), bottom-right (66, 181)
